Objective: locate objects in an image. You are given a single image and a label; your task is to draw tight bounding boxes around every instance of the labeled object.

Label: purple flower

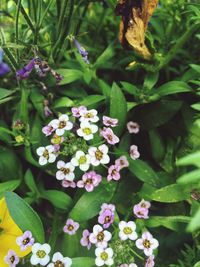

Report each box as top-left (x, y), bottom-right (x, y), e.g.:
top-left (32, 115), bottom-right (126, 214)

top-left (130, 145), bottom-right (140, 160)
top-left (127, 121), bottom-right (140, 134)
top-left (103, 116), bottom-right (118, 128)
top-left (73, 38), bottom-right (89, 64)
top-left (136, 232), bottom-right (159, 256)
top-left (44, 100), bottom-right (53, 117)
top-left (42, 124), bottom-right (55, 136)
top-left (62, 180), bottom-right (76, 188)
top-left (100, 127), bottom-right (119, 145)
top-left (115, 156), bottom-right (129, 170)
top-left (0, 48), bottom-right (10, 76)
top-left (107, 164), bottom-right (121, 181)
top-left (100, 203), bottom-right (115, 213)
top-left (16, 230), bottom-right (35, 251)
top-left (71, 106), bottom-right (87, 118)
top-left (77, 171), bottom-right (102, 192)
top-left (16, 59), bottom-right (35, 80)
top-left (63, 219), bottom-right (79, 235)
top-left (145, 255), bottom-right (155, 267)
top-left (98, 209), bottom-right (114, 229)
top-left (80, 229), bottom-right (91, 250)
top-left (4, 250), bottom-right (19, 267)
top-left (133, 200), bottom-right (151, 219)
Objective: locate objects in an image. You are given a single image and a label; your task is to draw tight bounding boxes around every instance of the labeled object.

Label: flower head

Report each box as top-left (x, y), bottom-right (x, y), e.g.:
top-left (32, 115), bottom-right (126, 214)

top-left (133, 200), bottom-right (151, 219)
top-left (127, 122), bottom-right (140, 134)
top-left (4, 250), bottom-right (19, 267)
top-left (80, 229), bottom-right (92, 250)
top-left (16, 231), bottom-right (34, 251)
top-left (47, 252), bottom-right (72, 267)
top-left (89, 225), bottom-right (112, 248)
top-left (16, 59), bottom-right (35, 80)
top-left (71, 106), bottom-right (87, 117)
top-left (30, 243), bottom-right (51, 266)
top-left (36, 145), bottom-right (57, 165)
top-left (50, 114), bottom-right (73, 136)
top-left (61, 180), bottom-right (76, 188)
top-left (130, 145), bottom-right (140, 160)
top-left (145, 255), bottom-right (155, 267)
top-left (95, 247), bottom-right (114, 266)
top-left (107, 164), bottom-right (121, 181)
top-left (135, 232), bottom-right (159, 256)
top-left (71, 150), bottom-right (90, 171)
top-left (42, 124), bottom-right (54, 136)
top-left (100, 127), bottom-right (119, 145)
top-left (0, 49), bottom-right (10, 76)
top-left (63, 219), bottom-right (79, 235)
top-left (119, 221), bottom-right (137, 241)
top-left (77, 171), bottom-right (102, 192)
top-left (79, 109), bottom-right (99, 123)
top-left (115, 156), bottom-right (129, 169)
top-left (103, 116), bottom-right (118, 128)
top-left (56, 161), bottom-right (75, 181)
top-left (73, 38), bottom-right (89, 64)
top-left (88, 144), bottom-right (110, 166)
top-left (98, 203), bottom-right (115, 229)
top-left (77, 121), bottom-right (98, 141)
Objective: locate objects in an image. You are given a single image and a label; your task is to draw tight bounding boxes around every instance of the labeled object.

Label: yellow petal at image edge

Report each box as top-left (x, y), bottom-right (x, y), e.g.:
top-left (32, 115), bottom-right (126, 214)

top-left (0, 198), bottom-right (31, 266)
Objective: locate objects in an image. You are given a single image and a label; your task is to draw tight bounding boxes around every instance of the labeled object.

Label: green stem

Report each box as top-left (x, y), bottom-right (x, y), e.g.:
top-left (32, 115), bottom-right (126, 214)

top-left (130, 248), bottom-right (144, 261)
top-left (15, 0), bottom-right (22, 62)
top-left (39, 0), bottom-right (54, 28)
top-left (48, 210), bottom-right (59, 253)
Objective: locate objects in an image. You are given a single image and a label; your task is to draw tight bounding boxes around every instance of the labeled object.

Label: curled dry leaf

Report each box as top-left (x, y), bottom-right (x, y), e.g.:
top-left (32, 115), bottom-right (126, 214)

top-left (115, 0), bottom-right (158, 60)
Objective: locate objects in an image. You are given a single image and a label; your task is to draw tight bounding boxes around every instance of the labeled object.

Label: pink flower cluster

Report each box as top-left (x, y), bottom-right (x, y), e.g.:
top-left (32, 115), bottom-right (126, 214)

top-left (107, 156), bottom-right (129, 182)
top-left (98, 203), bottom-right (115, 229)
top-left (133, 200), bottom-right (151, 219)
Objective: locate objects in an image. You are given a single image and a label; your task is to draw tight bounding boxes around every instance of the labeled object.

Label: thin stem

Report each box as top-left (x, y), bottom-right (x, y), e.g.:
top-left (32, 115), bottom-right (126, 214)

top-left (130, 248), bottom-right (144, 261)
top-left (39, 0), bottom-right (54, 28)
top-left (15, 0), bottom-right (22, 63)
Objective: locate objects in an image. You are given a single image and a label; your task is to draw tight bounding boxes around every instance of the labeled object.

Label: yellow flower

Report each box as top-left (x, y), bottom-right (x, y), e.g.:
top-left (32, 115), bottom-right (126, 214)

top-left (0, 198), bottom-right (31, 267)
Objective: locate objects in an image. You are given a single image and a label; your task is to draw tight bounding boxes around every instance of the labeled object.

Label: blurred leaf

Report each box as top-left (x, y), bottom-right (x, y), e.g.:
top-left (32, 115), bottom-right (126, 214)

top-left (177, 151), bottom-right (200, 167)
top-left (71, 257), bottom-right (95, 267)
top-left (190, 64), bottom-right (200, 73)
top-left (144, 72), bottom-right (159, 90)
top-left (120, 81), bottom-right (138, 96)
top-left (0, 88), bottom-right (16, 99)
top-left (53, 97), bottom-right (74, 109)
top-left (79, 95), bottom-right (105, 107)
top-left (94, 43), bottom-right (115, 67)
top-left (57, 69), bottom-right (83, 85)
top-left (24, 169), bottom-right (39, 195)
top-left (41, 190), bottom-right (72, 211)
top-left (187, 207), bottom-right (200, 232)
top-left (177, 169), bottom-right (200, 184)
top-left (110, 82), bottom-right (127, 135)
top-left (149, 129), bottom-right (165, 162)
top-left (5, 192), bottom-right (45, 242)
top-left (0, 180), bottom-right (20, 199)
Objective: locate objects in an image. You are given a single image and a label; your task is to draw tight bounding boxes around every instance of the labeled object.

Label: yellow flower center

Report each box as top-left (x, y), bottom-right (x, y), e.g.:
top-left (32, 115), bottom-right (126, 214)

top-left (85, 179), bottom-right (93, 185)
top-left (100, 252), bottom-right (108, 261)
top-left (60, 167), bottom-right (70, 175)
top-left (59, 121), bottom-right (66, 129)
top-left (97, 231), bottom-right (105, 241)
top-left (143, 239), bottom-right (151, 248)
top-left (85, 113), bottom-right (93, 118)
top-left (68, 224), bottom-right (74, 231)
top-left (36, 250), bottom-right (46, 258)
top-left (123, 227), bottom-right (133, 235)
top-left (78, 156), bottom-right (87, 165)
top-left (43, 149), bottom-right (49, 159)
top-left (51, 135), bottom-right (62, 145)
top-left (10, 256), bottom-right (15, 264)
top-left (23, 238), bottom-right (30, 245)
top-left (105, 216), bottom-right (111, 223)
top-left (83, 127), bottom-right (92, 135)
top-left (54, 261), bottom-right (64, 267)
top-left (95, 149), bottom-right (103, 160)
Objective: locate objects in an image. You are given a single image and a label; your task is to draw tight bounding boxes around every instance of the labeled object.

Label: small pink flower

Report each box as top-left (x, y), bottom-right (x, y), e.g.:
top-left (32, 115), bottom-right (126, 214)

top-left (136, 232), bottom-right (159, 256)
top-left (77, 171), bottom-right (102, 192)
top-left (145, 255), bottom-right (155, 267)
top-left (63, 219), bottom-right (79, 235)
top-left (16, 230), bottom-right (35, 251)
top-left (80, 229), bottom-right (91, 250)
top-left (103, 116), bottom-right (118, 128)
top-left (62, 180), bottom-right (76, 188)
top-left (119, 264), bottom-right (137, 267)
top-left (107, 164), bottom-right (121, 181)
top-left (115, 156), bottom-right (129, 170)
top-left (71, 106), bottom-right (87, 118)
top-left (100, 203), bottom-right (115, 213)
top-left (42, 124), bottom-right (54, 136)
top-left (100, 127), bottom-right (119, 145)
top-left (127, 121), bottom-right (140, 134)
top-left (133, 200), bottom-right (151, 219)
top-left (130, 145), bottom-right (140, 160)
top-left (4, 250), bottom-right (19, 267)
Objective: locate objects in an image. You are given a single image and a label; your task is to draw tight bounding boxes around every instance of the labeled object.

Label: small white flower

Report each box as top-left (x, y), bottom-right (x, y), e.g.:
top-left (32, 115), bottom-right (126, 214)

top-left (119, 221), bottom-right (138, 241)
top-left (30, 243), bottom-right (51, 266)
top-left (71, 150), bottom-right (90, 171)
top-left (56, 161), bottom-right (75, 181)
top-left (80, 109), bottom-right (99, 123)
top-left (89, 224), bottom-right (112, 249)
top-left (95, 247), bottom-right (114, 266)
top-left (135, 231), bottom-right (159, 256)
top-left (36, 145), bottom-right (57, 165)
top-left (47, 252), bottom-right (72, 267)
top-left (50, 114), bottom-right (73, 136)
top-left (88, 144), bottom-right (110, 166)
top-left (77, 121), bottom-right (98, 140)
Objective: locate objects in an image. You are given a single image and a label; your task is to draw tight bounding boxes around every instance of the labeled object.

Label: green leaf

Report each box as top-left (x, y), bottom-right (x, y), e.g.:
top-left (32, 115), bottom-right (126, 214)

top-left (0, 88), bottom-right (16, 100)
top-left (150, 184), bottom-right (190, 202)
top-left (5, 191), bottom-right (45, 242)
top-left (128, 157), bottom-right (161, 187)
top-left (0, 180), bottom-right (21, 199)
top-left (149, 129), bottom-right (165, 162)
top-left (120, 81), bottom-right (138, 96)
top-left (177, 151), bottom-right (200, 167)
top-left (94, 43), bottom-right (115, 67)
top-left (190, 64), bottom-right (200, 74)
top-left (79, 95), bottom-right (105, 107)
top-left (187, 207), bottom-right (200, 232)
top-left (144, 72), bottom-right (159, 90)
top-left (71, 257), bottom-right (95, 267)
top-left (24, 169), bottom-right (39, 194)
top-left (110, 82), bottom-right (127, 135)
top-left (177, 169), bottom-right (200, 184)
top-left (53, 97), bottom-right (74, 109)
top-left (69, 182), bottom-right (116, 222)
top-left (57, 69), bottom-right (83, 85)
top-left (41, 190), bottom-right (72, 211)
top-left (191, 103), bottom-right (200, 111)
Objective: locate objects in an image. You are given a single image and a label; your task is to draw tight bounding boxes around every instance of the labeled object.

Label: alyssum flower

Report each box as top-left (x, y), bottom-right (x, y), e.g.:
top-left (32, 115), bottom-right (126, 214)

top-left (88, 144), bottom-right (110, 166)
top-left (16, 231), bottom-right (35, 251)
top-left (98, 203), bottom-right (115, 229)
top-left (30, 243), bottom-right (51, 266)
top-left (47, 252), bottom-right (72, 267)
top-left (77, 171), bottom-right (102, 192)
top-left (80, 229), bottom-right (92, 250)
top-left (77, 121), bottom-right (98, 140)
top-left (56, 161), bottom-right (75, 181)
top-left (101, 127), bottom-right (119, 145)
top-left (133, 199), bottom-right (151, 219)
top-left (119, 264), bottom-right (138, 267)
top-left (115, 156), bottom-right (129, 169)
top-left (118, 221), bottom-right (138, 241)
top-left (4, 250), bottom-right (19, 267)
top-left (95, 247), bottom-right (114, 266)
top-left (103, 116), bottom-right (118, 127)
top-left (145, 255), bottom-right (155, 267)
top-left (89, 225), bottom-right (112, 248)
top-left (36, 145), bottom-right (57, 166)
top-left (107, 164), bottom-right (121, 181)
top-left (130, 145), bottom-right (140, 160)
top-left (71, 150), bottom-right (91, 171)
top-left (50, 114), bottom-right (73, 136)
top-left (127, 121), bottom-right (140, 134)
top-left (135, 232), bottom-right (159, 256)
top-left (79, 108), bottom-right (99, 123)
top-left (63, 219), bottom-right (79, 235)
